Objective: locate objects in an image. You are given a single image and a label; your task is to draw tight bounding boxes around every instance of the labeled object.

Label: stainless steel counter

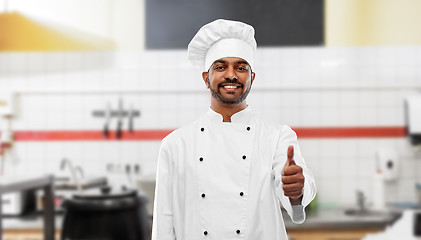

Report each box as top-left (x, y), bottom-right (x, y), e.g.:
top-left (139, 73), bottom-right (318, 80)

top-left (2, 214), bottom-right (63, 230)
top-left (284, 208), bottom-right (402, 230)
top-left (0, 175), bottom-right (55, 240)
top-left (3, 208), bottom-right (402, 233)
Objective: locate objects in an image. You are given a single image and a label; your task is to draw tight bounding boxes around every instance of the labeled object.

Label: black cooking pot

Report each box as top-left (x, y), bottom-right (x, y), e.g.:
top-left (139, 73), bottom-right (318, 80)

top-left (61, 186), bottom-right (149, 240)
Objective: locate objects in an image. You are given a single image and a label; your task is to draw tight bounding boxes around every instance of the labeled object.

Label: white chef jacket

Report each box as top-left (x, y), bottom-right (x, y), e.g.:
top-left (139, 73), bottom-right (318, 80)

top-left (152, 107), bottom-right (316, 240)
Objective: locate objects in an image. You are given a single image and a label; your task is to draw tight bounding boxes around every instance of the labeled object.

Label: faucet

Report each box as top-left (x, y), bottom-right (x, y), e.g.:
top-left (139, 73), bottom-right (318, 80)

top-left (75, 166), bottom-right (85, 179)
top-left (60, 158), bottom-right (82, 192)
top-left (356, 190), bottom-right (366, 211)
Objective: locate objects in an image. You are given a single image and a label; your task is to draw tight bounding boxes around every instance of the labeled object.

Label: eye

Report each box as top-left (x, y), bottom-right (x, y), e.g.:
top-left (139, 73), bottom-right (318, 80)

top-left (237, 66), bottom-right (248, 71)
top-left (214, 65), bottom-right (225, 71)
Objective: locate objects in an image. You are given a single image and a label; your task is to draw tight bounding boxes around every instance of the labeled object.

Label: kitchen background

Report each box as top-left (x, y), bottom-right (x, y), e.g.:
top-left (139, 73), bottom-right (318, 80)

top-left (1, 0), bottom-right (421, 230)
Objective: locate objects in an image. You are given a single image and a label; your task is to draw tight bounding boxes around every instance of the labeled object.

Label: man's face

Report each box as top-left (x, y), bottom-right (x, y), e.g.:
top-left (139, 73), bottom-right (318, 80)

top-left (202, 57), bottom-right (255, 105)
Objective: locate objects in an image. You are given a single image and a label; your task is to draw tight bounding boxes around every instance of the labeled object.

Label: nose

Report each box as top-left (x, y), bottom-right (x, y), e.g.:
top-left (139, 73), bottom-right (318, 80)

top-left (224, 66), bottom-right (237, 81)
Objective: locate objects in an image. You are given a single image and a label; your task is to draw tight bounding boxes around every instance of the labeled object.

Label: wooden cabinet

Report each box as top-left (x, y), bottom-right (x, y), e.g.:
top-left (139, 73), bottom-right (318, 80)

top-left (287, 228), bottom-right (382, 240)
top-left (3, 229), bottom-right (60, 240)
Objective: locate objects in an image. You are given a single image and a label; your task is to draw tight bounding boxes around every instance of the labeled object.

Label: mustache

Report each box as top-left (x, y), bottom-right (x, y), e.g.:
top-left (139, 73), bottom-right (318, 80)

top-left (217, 79), bottom-right (244, 88)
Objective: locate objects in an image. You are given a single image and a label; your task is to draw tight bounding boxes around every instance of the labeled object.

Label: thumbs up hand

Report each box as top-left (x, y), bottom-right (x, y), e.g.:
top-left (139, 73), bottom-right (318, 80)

top-left (282, 145), bottom-right (304, 204)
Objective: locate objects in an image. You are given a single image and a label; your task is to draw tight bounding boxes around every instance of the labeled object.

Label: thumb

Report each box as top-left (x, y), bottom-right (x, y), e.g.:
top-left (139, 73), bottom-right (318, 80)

top-left (287, 145), bottom-right (296, 166)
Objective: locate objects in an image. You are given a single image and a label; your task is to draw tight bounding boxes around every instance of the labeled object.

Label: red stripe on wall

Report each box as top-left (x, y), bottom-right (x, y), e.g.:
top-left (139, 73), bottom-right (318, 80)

top-left (294, 127), bottom-right (407, 138)
top-left (12, 130), bottom-right (175, 141)
top-left (1, 127), bottom-right (407, 141)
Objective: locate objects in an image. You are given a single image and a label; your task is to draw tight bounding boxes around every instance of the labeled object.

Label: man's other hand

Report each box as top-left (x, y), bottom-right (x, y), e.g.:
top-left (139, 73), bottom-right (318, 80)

top-left (282, 145), bottom-right (304, 205)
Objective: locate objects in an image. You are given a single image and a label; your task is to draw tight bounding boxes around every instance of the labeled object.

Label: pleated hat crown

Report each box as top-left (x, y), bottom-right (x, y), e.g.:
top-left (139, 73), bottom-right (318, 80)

top-left (187, 19), bottom-right (257, 72)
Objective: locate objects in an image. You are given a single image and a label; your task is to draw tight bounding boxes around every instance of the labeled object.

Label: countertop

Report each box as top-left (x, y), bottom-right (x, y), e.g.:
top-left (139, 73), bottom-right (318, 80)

top-left (284, 208), bottom-right (402, 230)
top-left (2, 213), bottom-right (63, 230)
top-left (2, 208), bottom-right (402, 231)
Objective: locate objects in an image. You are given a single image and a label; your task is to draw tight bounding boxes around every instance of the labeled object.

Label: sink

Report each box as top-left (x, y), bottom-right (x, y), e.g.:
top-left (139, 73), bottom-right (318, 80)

top-left (344, 208), bottom-right (400, 218)
top-left (54, 176), bottom-right (108, 190)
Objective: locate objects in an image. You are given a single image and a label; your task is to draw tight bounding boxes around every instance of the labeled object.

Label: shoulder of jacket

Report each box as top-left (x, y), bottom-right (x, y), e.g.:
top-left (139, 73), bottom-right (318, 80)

top-left (280, 124), bottom-right (295, 134)
top-left (257, 117), bottom-right (291, 132)
top-left (256, 119), bottom-right (298, 142)
top-left (162, 118), bottom-right (202, 144)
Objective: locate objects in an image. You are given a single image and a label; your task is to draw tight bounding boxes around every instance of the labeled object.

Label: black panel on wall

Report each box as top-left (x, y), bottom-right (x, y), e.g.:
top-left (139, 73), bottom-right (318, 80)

top-left (145, 0), bottom-right (324, 49)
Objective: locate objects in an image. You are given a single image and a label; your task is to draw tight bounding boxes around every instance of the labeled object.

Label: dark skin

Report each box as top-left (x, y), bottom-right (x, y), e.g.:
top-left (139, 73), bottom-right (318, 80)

top-left (202, 57), bottom-right (255, 122)
top-left (283, 145), bottom-right (304, 205)
top-left (202, 57), bottom-right (305, 205)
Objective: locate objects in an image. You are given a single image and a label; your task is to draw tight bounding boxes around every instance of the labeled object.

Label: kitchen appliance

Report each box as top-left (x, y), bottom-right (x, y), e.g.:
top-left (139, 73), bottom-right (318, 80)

top-left (1, 190), bottom-right (35, 215)
top-left (376, 149), bottom-right (399, 181)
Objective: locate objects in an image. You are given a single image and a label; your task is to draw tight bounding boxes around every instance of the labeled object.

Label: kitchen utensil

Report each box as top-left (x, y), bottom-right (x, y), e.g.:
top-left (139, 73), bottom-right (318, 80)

top-left (61, 188), bottom-right (149, 240)
top-left (103, 103), bottom-right (111, 138)
top-left (116, 99), bottom-right (123, 139)
top-left (128, 104), bottom-right (134, 132)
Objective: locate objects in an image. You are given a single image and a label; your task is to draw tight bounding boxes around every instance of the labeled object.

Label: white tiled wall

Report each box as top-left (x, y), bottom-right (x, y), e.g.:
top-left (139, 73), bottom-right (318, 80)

top-left (1, 46), bottom-right (421, 207)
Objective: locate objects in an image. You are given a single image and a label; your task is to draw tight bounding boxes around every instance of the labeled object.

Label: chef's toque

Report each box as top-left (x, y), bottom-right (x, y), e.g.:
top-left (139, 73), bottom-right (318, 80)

top-left (187, 19), bottom-right (257, 72)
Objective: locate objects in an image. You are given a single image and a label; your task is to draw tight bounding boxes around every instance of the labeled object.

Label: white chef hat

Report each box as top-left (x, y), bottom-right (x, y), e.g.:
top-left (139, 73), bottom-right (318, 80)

top-left (187, 19), bottom-right (257, 72)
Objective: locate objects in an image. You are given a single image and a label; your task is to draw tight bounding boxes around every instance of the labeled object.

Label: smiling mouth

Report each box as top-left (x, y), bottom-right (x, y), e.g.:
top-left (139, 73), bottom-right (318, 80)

top-left (211, 82), bottom-right (250, 104)
top-left (220, 83), bottom-right (243, 90)
top-left (223, 85), bottom-right (240, 89)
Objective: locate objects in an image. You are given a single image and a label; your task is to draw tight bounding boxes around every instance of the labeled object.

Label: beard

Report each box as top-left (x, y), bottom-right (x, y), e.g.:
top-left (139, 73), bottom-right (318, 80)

top-left (209, 79), bottom-right (252, 105)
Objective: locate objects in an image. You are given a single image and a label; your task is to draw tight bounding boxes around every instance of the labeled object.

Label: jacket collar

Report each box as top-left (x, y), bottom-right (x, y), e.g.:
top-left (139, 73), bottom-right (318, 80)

top-left (206, 106), bottom-right (254, 124)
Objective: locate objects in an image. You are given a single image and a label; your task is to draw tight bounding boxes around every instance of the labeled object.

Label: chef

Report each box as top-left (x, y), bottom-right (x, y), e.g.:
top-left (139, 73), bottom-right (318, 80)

top-left (152, 19), bottom-right (316, 240)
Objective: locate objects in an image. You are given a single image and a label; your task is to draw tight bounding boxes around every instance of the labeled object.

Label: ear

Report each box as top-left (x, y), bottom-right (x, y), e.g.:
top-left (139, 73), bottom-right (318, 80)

top-left (202, 72), bottom-right (210, 88)
top-left (251, 72), bottom-right (256, 84)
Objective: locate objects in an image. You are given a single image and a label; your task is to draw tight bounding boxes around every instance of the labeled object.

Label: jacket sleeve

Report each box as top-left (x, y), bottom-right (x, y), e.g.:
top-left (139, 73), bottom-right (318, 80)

top-left (272, 126), bottom-right (317, 224)
top-left (151, 138), bottom-right (176, 239)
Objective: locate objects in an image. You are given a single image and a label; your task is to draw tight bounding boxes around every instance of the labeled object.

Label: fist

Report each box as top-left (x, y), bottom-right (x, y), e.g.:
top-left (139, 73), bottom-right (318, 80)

top-left (282, 145), bottom-right (304, 202)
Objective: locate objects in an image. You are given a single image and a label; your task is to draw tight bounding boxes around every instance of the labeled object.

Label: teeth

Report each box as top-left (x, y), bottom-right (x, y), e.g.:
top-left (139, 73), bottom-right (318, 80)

top-left (224, 85), bottom-right (238, 89)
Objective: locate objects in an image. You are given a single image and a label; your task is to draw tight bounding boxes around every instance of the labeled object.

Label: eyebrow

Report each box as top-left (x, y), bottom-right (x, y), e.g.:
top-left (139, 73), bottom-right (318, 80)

top-left (213, 59), bottom-right (227, 64)
top-left (213, 59), bottom-right (249, 65)
top-left (236, 60), bottom-right (249, 65)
